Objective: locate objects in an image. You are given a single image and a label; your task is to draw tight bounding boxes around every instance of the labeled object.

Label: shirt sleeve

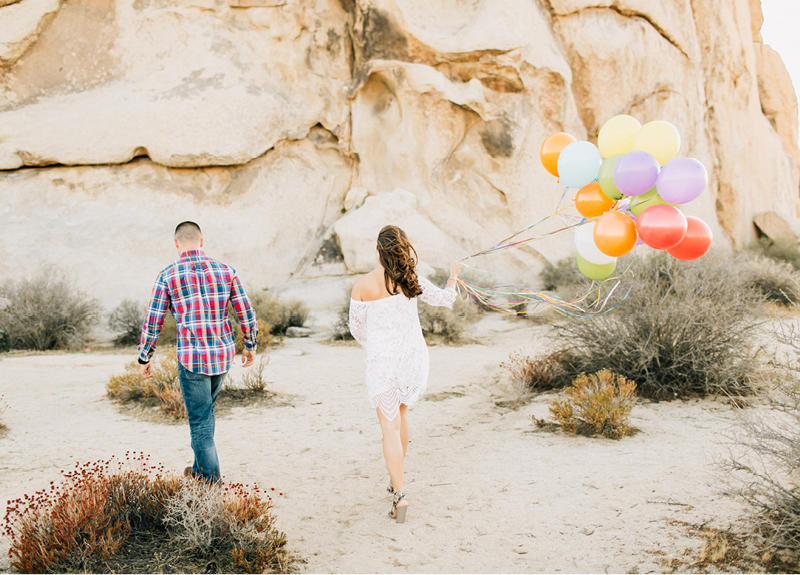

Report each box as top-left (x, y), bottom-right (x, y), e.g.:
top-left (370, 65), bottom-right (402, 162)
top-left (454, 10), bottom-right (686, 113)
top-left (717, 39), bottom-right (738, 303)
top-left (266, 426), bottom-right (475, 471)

top-left (418, 276), bottom-right (457, 309)
top-left (348, 300), bottom-right (368, 346)
top-left (230, 273), bottom-right (258, 351)
top-left (138, 272), bottom-right (169, 363)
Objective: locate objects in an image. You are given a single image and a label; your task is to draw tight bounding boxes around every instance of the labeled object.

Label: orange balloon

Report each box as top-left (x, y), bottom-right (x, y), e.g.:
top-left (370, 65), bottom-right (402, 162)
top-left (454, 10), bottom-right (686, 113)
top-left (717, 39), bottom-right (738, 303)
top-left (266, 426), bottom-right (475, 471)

top-left (593, 211), bottom-right (638, 257)
top-left (574, 182), bottom-right (615, 218)
top-left (540, 132), bottom-right (577, 177)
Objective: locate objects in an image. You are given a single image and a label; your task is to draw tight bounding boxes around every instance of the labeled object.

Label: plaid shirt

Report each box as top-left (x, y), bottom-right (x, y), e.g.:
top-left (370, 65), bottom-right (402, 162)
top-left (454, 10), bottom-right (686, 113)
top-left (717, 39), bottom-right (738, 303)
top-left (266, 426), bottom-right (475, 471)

top-left (138, 250), bottom-right (258, 375)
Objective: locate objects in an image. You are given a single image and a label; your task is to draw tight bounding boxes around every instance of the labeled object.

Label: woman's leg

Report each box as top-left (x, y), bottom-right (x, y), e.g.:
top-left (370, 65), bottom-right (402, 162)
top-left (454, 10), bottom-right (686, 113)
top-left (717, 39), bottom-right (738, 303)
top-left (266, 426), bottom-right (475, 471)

top-left (377, 407), bottom-right (408, 508)
top-left (399, 404), bottom-right (409, 457)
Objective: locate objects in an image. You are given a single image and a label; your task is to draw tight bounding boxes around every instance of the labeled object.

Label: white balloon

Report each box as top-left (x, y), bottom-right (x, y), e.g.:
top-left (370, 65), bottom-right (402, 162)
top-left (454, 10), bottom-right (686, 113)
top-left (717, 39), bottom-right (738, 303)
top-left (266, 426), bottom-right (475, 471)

top-left (574, 221), bottom-right (616, 266)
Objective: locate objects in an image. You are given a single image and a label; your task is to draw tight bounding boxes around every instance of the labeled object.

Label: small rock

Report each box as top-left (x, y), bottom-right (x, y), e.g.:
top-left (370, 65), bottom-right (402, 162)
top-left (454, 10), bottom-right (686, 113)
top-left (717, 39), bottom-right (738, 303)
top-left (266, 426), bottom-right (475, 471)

top-left (754, 211), bottom-right (800, 242)
top-left (285, 327), bottom-right (313, 338)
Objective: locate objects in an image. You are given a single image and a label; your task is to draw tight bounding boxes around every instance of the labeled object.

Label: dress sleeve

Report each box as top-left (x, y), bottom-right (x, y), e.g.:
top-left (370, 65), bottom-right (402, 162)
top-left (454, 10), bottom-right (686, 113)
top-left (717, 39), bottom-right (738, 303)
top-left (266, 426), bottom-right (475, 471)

top-left (418, 276), bottom-right (457, 309)
top-left (348, 300), bottom-right (368, 346)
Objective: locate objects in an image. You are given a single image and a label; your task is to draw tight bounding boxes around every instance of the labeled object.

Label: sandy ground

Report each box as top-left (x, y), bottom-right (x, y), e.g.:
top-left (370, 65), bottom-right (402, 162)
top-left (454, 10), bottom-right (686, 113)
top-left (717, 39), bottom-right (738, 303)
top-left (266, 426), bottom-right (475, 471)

top-left (0, 317), bottom-right (753, 573)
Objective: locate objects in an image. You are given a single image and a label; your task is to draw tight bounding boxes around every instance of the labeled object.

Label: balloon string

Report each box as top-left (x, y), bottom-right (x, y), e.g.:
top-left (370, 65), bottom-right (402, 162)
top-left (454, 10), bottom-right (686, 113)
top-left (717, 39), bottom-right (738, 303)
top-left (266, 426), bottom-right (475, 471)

top-left (453, 187), bottom-right (634, 318)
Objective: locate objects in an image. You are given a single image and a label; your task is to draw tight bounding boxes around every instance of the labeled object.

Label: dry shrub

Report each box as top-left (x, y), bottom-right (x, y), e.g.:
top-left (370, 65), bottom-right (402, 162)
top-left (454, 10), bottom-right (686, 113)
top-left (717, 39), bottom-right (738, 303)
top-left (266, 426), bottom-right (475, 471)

top-left (0, 269), bottom-right (100, 351)
top-left (108, 299), bottom-right (146, 346)
top-left (419, 271), bottom-right (482, 344)
top-left (549, 370), bottom-right (637, 439)
top-left (0, 396), bottom-right (6, 430)
top-left (233, 318), bottom-right (273, 353)
top-left (750, 237), bottom-right (800, 270)
top-left (163, 478), bottom-right (288, 573)
top-left (501, 352), bottom-right (565, 398)
top-left (250, 292), bottom-right (308, 336)
top-left (107, 350), bottom-right (179, 402)
top-left (719, 382), bottom-right (800, 565)
top-left (554, 251), bottom-right (764, 400)
top-left (738, 253), bottom-right (800, 304)
top-left (107, 351), bottom-right (272, 420)
top-left (330, 297), bottom-right (355, 341)
top-left (238, 356), bottom-right (270, 392)
top-left (717, 311), bottom-right (800, 565)
top-left (418, 297), bottom-right (482, 343)
top-left (2, 453), bottom-right (288, 574)
top-left (539, 257), bottom-right (590, 292)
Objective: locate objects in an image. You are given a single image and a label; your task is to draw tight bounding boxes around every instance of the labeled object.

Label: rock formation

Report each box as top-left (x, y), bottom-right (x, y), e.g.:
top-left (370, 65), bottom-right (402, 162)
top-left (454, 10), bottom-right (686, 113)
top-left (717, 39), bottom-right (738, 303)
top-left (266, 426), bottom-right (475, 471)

top-left (0, 0), bottom-right (798, 316)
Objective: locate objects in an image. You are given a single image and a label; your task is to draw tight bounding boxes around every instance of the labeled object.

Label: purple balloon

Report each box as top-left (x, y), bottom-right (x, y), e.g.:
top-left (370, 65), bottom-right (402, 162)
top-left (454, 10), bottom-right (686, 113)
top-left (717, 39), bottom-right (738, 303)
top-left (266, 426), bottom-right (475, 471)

top-left (613, 151), bottom-right (660, 196)
top-left (656, 158), bottom-right (708, 204)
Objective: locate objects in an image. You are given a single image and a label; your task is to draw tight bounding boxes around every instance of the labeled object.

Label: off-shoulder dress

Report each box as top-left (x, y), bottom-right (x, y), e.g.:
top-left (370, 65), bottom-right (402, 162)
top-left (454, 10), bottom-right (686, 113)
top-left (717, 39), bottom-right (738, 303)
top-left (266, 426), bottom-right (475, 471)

top-left (348, 277), bottom-right (457, 420)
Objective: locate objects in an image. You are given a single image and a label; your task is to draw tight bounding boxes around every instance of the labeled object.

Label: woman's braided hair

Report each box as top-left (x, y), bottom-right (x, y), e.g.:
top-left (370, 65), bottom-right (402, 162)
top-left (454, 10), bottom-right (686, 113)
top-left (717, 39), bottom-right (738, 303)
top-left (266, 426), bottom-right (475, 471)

top-left (377, 225), bottom-right (423, 298)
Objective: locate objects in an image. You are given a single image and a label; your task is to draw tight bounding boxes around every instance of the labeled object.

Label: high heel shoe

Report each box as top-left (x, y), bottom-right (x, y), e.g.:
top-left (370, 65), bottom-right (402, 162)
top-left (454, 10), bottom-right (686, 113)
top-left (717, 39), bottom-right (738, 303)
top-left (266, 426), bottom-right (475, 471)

top-left (389, 491), bottom-right (407, 523)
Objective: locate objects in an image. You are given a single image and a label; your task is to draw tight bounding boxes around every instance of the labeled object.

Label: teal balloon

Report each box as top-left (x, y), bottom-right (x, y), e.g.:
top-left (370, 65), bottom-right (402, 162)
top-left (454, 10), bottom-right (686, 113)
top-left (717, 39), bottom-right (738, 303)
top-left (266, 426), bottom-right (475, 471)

top-left (576, 254), bottom-right (617, 280)
top-left (598, 154), bottom-right (624, 200)
top-left (557, 141), bottom-right (603, 188)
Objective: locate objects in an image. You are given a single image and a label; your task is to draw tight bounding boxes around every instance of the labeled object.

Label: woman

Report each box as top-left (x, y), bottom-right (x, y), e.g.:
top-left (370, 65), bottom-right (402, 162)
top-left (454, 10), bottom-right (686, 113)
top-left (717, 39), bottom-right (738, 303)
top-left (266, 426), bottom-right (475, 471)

top-left (349, 225), bottom-right (462, 523)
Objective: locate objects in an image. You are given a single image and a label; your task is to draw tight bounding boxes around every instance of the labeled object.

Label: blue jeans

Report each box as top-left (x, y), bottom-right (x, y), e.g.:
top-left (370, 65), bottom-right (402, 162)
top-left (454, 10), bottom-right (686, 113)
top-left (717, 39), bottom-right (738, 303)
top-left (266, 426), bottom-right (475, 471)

top-left (178, 363), bottom-right (227, 483)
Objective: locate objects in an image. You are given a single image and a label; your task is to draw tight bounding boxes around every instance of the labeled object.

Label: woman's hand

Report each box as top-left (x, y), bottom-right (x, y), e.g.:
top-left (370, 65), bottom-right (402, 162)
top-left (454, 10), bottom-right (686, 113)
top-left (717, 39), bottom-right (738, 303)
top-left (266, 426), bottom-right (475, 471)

top-left (449, 261), bottom-right (462, 281)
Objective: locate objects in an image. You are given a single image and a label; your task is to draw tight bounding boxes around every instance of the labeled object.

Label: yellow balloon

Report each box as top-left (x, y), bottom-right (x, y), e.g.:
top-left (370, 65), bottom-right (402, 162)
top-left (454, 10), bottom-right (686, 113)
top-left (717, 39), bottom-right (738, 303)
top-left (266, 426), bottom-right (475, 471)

top-left (597, 115), bottom-right (642, 158)
top-left (632, 120), bottom-right (681, 166)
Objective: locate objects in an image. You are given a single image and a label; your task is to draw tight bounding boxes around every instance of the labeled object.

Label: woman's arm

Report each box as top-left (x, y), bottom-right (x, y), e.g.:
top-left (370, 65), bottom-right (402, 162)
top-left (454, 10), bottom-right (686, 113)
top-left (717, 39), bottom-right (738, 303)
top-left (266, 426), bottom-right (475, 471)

top-left (418, 261), bottom-right (461, 308)
top-left (348, 300), bottom-right (369, 346)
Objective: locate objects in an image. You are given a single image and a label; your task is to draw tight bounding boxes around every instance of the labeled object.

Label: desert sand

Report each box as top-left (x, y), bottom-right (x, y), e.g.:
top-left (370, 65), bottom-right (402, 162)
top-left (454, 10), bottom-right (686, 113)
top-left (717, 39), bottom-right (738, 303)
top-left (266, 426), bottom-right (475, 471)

top-left (0, 316), bottom-right (751, 573)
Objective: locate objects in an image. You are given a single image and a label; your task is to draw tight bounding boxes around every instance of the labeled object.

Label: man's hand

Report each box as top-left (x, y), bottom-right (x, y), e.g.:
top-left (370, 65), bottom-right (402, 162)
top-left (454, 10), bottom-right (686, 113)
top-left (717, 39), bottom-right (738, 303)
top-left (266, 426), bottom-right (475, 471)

top-left (138, 362), bottom-right (153, 379)
top-left (242, 349), bottom-right (256, 368)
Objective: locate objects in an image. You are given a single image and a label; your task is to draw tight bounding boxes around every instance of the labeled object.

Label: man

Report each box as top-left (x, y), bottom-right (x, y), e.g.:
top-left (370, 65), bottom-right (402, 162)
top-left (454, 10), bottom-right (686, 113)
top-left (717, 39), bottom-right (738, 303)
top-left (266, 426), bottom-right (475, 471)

top-left (138, 221), bottom-right (258, 482)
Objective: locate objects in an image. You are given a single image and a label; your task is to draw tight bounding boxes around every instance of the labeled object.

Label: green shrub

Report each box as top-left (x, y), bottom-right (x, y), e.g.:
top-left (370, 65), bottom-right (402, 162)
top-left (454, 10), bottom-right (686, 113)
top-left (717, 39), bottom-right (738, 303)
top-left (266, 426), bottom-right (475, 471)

top-left (749, 237), bottom-right (800, 270)
top-left (553, 251), bottom-right (764, 400)
top-left (548, 370), bottom-right (637, 439)
top-left (2, 454), bottom-right (289, 574)
top-left (0, 269), bottom-right (100, 351)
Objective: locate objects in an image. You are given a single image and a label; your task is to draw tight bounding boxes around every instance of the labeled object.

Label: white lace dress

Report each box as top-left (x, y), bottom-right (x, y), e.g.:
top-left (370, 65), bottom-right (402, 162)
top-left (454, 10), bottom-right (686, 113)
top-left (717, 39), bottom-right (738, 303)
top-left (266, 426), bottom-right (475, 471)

top-left (349, 277), bottom-right (457, 420)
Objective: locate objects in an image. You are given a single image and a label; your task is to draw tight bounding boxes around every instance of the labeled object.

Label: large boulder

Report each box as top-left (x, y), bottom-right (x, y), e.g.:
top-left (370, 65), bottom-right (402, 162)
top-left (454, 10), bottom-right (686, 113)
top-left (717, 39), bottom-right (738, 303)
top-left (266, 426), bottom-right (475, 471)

top-left (0, 0), bottom-right (352, 169)
top-left (0, 0), bottom-right (799, 313)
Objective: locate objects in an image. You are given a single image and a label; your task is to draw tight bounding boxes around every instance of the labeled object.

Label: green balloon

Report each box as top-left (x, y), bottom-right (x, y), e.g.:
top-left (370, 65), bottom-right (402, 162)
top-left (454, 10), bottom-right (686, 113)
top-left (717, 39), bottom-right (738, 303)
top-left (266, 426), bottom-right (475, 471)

top-left (629, 186), bottom-right (679, 217)
top-left (576, 254), bottom-right (617, 280)
top-left (598, 154), bottom-right (624, 200)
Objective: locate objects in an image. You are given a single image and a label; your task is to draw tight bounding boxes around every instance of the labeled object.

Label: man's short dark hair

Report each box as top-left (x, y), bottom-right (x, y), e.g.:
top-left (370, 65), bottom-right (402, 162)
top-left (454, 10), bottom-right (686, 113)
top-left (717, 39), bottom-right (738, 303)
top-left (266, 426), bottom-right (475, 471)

top-left (175, 221), bottom-right (203, 243)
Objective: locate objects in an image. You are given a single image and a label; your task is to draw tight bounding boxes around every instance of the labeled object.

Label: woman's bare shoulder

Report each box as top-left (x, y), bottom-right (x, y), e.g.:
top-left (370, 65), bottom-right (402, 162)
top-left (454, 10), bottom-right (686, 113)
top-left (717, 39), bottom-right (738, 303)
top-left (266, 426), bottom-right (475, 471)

top-left (351, 269), bottom-right (384, 301)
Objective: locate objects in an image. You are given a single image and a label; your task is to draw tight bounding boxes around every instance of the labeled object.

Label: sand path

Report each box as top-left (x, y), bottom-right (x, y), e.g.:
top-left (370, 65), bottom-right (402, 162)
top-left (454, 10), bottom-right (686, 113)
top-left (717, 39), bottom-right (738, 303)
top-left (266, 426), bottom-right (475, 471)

top-left (0, 318), bottom-right (749, 573)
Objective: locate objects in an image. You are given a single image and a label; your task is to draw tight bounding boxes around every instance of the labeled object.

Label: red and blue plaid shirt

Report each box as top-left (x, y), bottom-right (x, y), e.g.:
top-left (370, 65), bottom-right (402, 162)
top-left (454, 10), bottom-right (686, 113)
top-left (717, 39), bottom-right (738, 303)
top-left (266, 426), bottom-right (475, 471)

top-left (138, 250), bottom-right (258, 375)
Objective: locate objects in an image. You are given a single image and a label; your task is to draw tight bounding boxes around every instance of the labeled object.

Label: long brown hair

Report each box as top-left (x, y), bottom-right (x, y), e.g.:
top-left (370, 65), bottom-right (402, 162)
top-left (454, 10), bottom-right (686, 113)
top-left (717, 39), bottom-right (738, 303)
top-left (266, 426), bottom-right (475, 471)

top-left (377, 225), bottom-right (423, 298)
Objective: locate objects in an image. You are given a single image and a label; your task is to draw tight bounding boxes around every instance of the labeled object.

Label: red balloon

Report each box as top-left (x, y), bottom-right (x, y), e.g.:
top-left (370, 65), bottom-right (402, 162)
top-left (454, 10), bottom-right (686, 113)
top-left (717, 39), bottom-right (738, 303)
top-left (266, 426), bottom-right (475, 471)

top-left (636, 204), bottom-right (687, 250)
top-left (667, 216), bottom-right (712, 260)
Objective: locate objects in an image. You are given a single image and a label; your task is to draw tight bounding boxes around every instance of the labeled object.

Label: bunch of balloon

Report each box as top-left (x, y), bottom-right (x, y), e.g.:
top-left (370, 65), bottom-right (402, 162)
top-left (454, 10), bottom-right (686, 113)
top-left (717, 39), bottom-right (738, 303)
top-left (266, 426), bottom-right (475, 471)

top-left (539, 115), bottom-right (713, 281)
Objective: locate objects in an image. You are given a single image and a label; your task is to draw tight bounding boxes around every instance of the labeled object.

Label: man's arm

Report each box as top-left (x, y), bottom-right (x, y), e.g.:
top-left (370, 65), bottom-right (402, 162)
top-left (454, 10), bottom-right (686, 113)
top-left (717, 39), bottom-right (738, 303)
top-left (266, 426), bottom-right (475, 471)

top-left (137, 273), bottom-right (169, 378)
top-left (230, 274), bottom-right (258, 367)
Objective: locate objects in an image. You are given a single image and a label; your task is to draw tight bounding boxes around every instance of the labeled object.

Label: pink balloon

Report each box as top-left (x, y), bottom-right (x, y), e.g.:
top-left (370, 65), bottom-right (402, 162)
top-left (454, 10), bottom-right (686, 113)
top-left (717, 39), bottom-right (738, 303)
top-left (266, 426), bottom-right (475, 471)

top-left (636, 205), bottom-right (687, 250)
top-left (613, 151), bottom-right (660, 197)
top-left (656, 158), bottom-right (708, 204)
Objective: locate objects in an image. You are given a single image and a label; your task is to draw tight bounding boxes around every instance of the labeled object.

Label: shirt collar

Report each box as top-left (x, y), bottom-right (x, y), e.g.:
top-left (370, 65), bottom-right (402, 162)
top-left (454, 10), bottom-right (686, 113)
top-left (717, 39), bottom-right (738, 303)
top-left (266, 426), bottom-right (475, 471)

top-left (180, 249), bottom-right (206, 259)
